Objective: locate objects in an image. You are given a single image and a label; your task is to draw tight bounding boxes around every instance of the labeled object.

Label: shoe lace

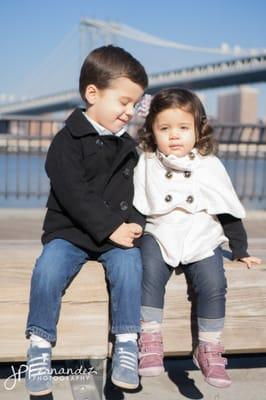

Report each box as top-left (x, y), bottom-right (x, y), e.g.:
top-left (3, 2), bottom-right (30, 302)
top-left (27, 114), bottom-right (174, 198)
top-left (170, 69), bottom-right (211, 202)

top-left (117, 348), bottom-right (137, 371)
top-left (28, 353), bottom-right (50, 378)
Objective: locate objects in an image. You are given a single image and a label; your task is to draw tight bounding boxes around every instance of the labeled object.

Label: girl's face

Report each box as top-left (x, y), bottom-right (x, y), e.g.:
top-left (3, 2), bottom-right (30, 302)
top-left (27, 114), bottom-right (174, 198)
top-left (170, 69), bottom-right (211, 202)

top-left (152, 107), bottom-right (196, 157)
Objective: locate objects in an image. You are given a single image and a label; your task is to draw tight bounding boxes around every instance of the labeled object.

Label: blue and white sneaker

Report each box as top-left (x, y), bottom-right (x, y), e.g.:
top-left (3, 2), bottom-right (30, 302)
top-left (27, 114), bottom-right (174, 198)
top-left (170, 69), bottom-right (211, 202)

top-left (25, 345), bottom-right (52, 395)
top-left (111, 340), bottom-right (139, 389)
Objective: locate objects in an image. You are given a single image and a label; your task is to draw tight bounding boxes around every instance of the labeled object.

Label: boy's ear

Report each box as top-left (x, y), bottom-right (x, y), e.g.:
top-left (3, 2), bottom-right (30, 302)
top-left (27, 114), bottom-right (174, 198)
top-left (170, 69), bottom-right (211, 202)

top-left (84, 84), bottom-right (98, 105)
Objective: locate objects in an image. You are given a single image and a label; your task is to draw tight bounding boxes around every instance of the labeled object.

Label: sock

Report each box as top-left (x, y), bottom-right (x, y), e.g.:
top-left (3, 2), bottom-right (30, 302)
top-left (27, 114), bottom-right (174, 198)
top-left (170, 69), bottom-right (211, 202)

top-left (116, 333), bottom-right (138, 343)
top-left (199, 330), bottom-right (222, 344)
top-left (30, 334), bottom-right (51, 348)
top-left (141, 320), bottom-right (161, 333)
top-left (141, 306), bottom-right (163, 324)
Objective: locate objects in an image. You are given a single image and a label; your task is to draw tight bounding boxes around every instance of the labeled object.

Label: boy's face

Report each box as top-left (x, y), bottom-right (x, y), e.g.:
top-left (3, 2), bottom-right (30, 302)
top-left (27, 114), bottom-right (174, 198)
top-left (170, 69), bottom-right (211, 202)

top-left (85, 77), bottom-right (144, 133)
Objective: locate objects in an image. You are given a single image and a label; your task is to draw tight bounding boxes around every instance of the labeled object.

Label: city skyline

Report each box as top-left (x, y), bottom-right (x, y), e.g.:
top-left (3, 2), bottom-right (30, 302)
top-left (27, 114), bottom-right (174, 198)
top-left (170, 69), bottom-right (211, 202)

top-left (218, 86), bottom-right (259, 124)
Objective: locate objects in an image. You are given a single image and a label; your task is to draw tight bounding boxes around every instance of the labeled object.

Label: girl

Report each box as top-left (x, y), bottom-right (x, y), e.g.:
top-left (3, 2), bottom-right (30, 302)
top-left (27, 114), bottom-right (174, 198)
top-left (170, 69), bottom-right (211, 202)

top-left (133, 88), bottom-right (261, 388)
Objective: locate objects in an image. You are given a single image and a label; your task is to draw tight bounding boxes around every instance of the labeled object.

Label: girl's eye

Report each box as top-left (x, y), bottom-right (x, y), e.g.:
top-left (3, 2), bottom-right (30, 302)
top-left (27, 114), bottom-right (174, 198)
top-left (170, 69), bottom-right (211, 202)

top-left (160, 126), bottom-right (168, 131)
top-left (180, 126), bottom-right (189, 130)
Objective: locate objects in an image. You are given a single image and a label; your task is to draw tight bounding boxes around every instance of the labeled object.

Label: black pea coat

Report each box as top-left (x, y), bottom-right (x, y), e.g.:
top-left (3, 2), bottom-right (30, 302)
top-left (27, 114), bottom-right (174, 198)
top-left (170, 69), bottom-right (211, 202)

top-left (42, 108), bottom-right (145, 253)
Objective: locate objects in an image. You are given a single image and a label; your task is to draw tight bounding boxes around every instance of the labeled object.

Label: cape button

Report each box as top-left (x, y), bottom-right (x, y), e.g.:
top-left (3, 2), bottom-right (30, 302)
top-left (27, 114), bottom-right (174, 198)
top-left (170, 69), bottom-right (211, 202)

top-left (165, 170), bottom-right (173, 179)
top-left (188, 151), bottom-right (195, 160)
top-left (184, 170), bottom-right (191, 178)
top-left (165, 194), bottom-right (172, 202)
top-left (186, 195), bottom-right (194, 203)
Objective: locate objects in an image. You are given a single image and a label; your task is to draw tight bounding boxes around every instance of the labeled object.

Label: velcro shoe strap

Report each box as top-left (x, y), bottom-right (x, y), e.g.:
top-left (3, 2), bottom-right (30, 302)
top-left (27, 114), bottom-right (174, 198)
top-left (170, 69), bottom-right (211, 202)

top-left (139, 334), bottom-right (162, 345)
top-left (140, 343), bottom-right (163, 354)
top-left (204, 344), bottom-right (224, 353)
top-left (206, 356), bottom-right (227, 367)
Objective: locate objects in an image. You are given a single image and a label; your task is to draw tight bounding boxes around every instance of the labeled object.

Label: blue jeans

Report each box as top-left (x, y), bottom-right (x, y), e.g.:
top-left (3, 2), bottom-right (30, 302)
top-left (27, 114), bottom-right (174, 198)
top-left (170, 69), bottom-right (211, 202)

top-left (141, 235), bottom-right (227, 321)
top-left (26, 239), bottom-right (142, 342)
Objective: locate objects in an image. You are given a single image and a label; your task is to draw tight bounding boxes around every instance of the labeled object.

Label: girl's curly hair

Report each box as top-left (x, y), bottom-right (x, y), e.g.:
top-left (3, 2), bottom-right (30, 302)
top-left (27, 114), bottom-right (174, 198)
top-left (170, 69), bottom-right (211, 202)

top-left (138, 88), bottom-right (217, 156)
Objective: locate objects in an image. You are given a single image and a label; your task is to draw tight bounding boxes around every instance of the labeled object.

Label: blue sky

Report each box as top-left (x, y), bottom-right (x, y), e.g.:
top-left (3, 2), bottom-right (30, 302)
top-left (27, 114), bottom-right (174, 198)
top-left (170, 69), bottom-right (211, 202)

top-left (1, 0), bottom-right (266, 118)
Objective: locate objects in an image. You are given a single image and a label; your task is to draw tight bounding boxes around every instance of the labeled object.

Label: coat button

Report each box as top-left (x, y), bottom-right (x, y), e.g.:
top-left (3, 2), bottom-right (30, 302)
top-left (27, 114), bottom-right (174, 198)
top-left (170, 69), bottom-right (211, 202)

top-left (123, 168), bottom-right (130, 178)
top-left (186, 195), bottom-right (194, 203)
top-left (104, 200), bottom-right (110, 207)
top-left (120, 200), bottom-right (128, 211)
top-left (165, 194), bottom-right (172, 202)
top-left (165, 170), bottom-right (173, 179)
top-left (188, 151), bottom-right (195, 160)
top-left (184, 170), bottom-right (191, 178)
top-left (96, 138), bottom-right (104, 146)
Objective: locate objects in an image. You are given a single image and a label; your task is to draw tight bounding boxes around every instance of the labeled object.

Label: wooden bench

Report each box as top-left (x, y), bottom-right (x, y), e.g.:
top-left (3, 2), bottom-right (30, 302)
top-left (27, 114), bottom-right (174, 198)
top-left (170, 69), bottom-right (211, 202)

top-left (0, 241), bottom-right (109, 399)
top-left (163, 260), bottom-right (266, 355)
top-left (0, 241), bottom-right (265, 398)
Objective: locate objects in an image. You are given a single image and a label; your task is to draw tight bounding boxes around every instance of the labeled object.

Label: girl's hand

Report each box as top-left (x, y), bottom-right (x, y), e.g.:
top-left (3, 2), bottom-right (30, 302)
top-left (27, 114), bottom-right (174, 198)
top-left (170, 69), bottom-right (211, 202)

top-left (238, 256), bottom-right (262, 269)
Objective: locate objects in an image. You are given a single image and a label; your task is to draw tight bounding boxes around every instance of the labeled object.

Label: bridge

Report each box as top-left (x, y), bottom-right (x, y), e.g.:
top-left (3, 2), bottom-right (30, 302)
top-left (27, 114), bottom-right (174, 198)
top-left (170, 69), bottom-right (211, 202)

top-left (1, 18), bottom-right (266, 115)
top-left (1, 53), bottom-right (266, 115)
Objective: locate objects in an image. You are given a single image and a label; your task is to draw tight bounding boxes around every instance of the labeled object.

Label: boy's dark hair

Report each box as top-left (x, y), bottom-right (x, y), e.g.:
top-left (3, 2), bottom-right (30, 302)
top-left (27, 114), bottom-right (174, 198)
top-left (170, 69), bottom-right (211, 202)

top-left (79, 45), bottom-right (148, 103)
top-left (138, 88), bottom-right (217, 156)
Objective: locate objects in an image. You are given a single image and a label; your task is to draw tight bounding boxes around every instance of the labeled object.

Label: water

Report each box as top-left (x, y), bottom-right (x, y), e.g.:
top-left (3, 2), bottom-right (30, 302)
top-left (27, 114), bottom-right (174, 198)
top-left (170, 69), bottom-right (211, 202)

top-left (0, 154), bottom-right (265, 210)
top-left (0, 154), bottom-right (49, 208)
top-left (223, 157), bottom-right (266, 210)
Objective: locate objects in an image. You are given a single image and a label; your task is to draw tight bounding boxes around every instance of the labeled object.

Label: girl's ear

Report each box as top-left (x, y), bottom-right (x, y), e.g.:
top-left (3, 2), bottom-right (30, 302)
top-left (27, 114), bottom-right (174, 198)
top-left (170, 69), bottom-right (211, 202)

top-left (84, 84), bottom-right (98, 105)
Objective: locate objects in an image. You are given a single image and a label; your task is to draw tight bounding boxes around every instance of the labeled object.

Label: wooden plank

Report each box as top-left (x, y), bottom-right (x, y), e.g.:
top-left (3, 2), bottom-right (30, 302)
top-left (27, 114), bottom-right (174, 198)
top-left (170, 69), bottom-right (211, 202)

top-left (0, 302), bottom-right (109, 362)
top-left (1, 251), bottom-right (265, 361)
top-left (162, 316), bottom-right (266, 355)
top-left (0, 249), bottom-right (110, 361)
top-left (162, 263), bottom-right (266, 355)
top-left (163, 266), bottom-right (266, 318)
top-left (0, 261), bottom-right (108, 303)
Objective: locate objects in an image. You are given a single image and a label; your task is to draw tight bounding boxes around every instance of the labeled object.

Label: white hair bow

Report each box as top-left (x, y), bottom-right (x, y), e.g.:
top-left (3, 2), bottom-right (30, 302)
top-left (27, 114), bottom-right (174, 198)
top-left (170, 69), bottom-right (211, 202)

top-left (135, 94), bottom-right (152, 117)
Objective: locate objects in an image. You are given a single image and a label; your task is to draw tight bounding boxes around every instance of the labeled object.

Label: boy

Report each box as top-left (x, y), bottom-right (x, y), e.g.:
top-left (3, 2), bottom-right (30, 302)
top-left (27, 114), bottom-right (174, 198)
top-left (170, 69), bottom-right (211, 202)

top-left (25, 45), bottom-right (148, 395)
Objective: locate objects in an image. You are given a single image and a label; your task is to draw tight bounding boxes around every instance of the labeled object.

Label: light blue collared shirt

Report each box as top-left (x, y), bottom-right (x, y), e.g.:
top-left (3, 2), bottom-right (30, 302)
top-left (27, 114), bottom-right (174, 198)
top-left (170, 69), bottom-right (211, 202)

top-left (83, 112), bottom-right (126, 137)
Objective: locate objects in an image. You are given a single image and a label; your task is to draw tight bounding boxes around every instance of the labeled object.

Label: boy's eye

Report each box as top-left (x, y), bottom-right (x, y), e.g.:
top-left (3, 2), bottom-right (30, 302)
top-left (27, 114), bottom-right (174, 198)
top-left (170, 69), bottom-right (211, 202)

top-left (120, 98), bottom-right (130, 106)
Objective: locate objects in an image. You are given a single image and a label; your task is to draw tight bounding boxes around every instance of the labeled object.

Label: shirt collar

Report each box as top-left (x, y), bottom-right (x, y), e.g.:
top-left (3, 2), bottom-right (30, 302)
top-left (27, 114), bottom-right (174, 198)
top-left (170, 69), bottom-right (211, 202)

top-left (83, 112), bottom-right (126, 137)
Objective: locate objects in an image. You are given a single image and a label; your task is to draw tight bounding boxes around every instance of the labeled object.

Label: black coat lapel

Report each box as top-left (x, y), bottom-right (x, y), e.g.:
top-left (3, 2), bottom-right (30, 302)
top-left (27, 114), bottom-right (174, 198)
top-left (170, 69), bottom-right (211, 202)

top-left (105, 134), bottom-right (138, 184)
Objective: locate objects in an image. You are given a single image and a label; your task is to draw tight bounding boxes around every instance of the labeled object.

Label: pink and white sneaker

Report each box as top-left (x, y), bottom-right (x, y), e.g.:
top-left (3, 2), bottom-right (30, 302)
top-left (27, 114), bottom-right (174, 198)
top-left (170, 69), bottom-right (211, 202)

top-left (138, 331), bottom-right (165, 376)
top-left (193, 342), bottom-right (231, 388)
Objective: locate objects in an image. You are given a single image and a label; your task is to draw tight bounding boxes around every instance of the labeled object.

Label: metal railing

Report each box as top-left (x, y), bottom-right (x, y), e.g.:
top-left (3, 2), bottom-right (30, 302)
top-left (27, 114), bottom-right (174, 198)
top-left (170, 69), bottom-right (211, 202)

top-left (214, 125), bottom-right (266, 208)
top-left (0, 117), bottom-right (265, 209)
top-left (0, 116), bottom-right (63, 202)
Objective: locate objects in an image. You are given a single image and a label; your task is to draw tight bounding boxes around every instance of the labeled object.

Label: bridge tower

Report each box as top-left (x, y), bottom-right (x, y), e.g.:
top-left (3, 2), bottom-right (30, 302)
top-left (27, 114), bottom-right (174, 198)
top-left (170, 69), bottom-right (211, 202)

top-left (79, 19), bottom-right (118, 63)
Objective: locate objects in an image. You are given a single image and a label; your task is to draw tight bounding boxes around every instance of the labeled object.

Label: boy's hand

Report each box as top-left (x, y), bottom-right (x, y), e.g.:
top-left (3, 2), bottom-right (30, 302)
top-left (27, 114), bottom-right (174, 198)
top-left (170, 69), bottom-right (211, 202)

top-left (238, 256), bottom-right (262, 269)
top-left (109, 223), bottom-right (143, 248)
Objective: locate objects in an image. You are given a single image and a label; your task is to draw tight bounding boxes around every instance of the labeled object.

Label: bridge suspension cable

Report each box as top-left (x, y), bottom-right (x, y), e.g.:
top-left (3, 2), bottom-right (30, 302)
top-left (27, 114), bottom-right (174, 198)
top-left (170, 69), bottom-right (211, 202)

top-left (18, 25), bottom-right (79, 98)
top-left (81, 18), bottom-right (266, 56)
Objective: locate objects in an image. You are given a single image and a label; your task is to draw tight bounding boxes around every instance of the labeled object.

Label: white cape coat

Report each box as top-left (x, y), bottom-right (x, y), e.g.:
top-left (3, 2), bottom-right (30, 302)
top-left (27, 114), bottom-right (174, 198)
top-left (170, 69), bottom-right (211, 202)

top-left (133, 149), bottom-right (245, 267)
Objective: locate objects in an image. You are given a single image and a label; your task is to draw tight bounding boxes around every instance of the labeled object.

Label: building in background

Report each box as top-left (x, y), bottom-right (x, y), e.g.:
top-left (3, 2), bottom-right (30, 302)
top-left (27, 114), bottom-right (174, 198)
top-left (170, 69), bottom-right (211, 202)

top-left (217, 86), bottom-right (258, 124)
